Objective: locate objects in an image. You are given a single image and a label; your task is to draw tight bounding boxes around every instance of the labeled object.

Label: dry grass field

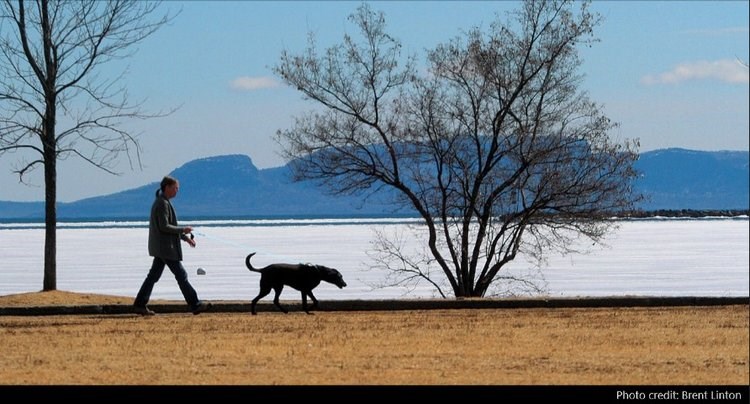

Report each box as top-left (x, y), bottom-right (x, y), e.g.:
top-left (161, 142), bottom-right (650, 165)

top-left (0, 291), bottom-right (747, 386)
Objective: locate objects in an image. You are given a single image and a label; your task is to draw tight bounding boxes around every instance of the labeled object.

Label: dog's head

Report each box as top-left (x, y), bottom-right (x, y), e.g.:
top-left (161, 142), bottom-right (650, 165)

top-left (316, 265), bottom-right (347, 289)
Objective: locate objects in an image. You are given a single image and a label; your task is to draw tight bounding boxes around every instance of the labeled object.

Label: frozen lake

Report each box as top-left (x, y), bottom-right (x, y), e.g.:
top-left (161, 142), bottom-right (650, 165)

top-left (0, 217), bottom-right (747, 301)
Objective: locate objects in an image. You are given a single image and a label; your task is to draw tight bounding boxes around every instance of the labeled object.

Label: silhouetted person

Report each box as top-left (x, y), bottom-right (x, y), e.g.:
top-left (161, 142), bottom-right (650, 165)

top-left (133, 176), bottom-right (210, 315)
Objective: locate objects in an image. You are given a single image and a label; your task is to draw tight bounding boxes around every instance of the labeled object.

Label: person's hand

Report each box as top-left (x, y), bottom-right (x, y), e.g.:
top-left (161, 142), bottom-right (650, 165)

top-left (183, 230), bottom-right (196, 247)
top-left (183, 226), bottom-right (193, 234)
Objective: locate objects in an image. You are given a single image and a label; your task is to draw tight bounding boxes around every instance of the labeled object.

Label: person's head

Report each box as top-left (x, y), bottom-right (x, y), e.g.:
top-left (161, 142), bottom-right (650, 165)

top-left (157, 176), bottom-right (180, 199)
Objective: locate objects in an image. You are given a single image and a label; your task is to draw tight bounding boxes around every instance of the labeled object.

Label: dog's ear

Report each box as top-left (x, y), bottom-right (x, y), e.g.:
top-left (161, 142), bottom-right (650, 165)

top-left (319, 266), bottom-right (338, 277)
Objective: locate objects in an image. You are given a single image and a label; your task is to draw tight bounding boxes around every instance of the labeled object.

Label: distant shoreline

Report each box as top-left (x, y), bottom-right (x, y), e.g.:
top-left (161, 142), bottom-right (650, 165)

top-left (1, 209), bottom-right (749, 225)
top-left (624, 209), bottom-right (750, 218)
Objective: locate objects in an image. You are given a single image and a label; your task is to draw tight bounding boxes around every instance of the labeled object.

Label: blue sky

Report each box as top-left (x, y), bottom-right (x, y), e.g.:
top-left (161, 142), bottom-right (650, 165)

top-left (1, 1), bottom-right (748, 202)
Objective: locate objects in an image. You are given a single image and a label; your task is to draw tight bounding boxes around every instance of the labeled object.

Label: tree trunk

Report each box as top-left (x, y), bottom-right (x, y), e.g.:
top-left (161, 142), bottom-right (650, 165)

top-left (453, 271), bottom-right (485, 297)
top-left (42, 95), bottom-right (57, 291)
top-left (42, 145), bottom-right (57, 291)
top-left (454, 288), bottom-right (485, 298)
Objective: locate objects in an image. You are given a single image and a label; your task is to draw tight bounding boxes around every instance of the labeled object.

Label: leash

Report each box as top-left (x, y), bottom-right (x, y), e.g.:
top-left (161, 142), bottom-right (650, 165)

top-left (191, 229), bottom-right (304, 264)
top-left (192, 230), bottom-right (255, 252)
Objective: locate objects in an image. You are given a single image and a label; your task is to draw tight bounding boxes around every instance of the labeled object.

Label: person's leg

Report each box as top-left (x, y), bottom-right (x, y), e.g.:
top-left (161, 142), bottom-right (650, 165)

top-left (164, 259), bottom-right (200, 308)
top-left (134, 257), bottom-right (166, 307)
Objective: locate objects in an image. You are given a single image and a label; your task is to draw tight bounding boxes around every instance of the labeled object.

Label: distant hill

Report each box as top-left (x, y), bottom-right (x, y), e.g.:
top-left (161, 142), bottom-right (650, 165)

top-left (0, 155), bottom-right (402, 220)
top-left (0, 148), bottom-right (747, 220)
top-left (633, 148), bottom-right (748, 210)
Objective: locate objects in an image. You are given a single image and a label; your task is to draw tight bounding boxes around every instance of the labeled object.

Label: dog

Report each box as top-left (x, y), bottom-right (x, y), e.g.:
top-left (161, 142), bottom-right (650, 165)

top-left (245, 253), bottom-right (347, 315)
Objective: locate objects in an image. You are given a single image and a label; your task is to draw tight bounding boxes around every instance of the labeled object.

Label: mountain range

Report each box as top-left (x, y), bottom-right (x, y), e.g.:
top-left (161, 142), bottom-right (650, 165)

top-left (0, 148), bottom-right (747, 220)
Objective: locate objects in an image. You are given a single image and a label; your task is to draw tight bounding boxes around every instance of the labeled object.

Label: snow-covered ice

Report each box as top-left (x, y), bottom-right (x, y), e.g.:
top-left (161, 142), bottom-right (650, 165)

top-left (0, 217), bottom-right (747, 300)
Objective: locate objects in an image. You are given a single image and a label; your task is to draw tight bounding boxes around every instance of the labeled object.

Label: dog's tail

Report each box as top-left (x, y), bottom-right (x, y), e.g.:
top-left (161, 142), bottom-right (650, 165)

top-left (245, 253), bottom-right (261, 272)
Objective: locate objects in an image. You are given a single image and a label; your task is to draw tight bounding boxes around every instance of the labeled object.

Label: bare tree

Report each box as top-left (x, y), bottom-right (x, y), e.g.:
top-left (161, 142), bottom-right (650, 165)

top-left (275, 1), bottom-right (641, 297)
top-left (0, 0), bottom-right (172, 291)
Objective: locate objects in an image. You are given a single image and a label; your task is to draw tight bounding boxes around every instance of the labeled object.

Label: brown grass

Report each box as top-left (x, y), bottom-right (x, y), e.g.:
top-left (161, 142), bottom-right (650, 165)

top-left (0, 291), bottom-right (747, 385)
top-left (0, 290), bottom-right (159, 307)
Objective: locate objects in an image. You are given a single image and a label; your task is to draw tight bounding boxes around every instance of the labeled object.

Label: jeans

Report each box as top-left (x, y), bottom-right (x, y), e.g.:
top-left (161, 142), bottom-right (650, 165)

top-left (134, 257), bottom-right (199, 308)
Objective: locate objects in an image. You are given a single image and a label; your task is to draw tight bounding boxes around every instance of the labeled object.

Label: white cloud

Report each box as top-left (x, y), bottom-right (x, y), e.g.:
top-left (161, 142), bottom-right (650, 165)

top-left (230, 76), bottom-right (280, 91)
top-left (641, 59), bottom-right (749, 85)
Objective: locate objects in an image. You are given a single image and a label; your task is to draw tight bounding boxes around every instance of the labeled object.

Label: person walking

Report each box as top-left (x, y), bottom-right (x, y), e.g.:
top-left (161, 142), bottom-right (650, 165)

top-left (133, 175), bottom-right (211, 315)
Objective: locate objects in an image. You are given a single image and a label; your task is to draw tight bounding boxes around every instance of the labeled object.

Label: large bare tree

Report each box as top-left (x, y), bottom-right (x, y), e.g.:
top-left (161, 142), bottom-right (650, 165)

top-left (0, 0), bottom-right (171, 291)
top-left (275, 0), bottom-right (641, 297)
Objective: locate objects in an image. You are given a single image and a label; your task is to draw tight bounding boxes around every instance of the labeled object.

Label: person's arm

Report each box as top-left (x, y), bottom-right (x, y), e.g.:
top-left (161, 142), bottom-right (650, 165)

top-left (154, 199), bottom-right (185, 235)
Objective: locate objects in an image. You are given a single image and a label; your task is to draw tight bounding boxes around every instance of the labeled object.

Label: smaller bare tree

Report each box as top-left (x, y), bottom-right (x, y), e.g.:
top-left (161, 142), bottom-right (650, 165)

top-left (0, 0), bottom-right (174, 290)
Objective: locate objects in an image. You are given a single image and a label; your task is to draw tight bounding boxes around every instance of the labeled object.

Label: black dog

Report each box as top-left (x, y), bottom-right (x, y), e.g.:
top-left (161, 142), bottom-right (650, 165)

top-left (245, 253), bottom-right (347, 315)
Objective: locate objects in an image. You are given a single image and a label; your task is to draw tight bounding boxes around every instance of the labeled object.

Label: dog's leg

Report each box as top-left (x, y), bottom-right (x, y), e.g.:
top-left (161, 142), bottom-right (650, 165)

top-left (273, 285), bottom-right (288, 313)
top-left (300, 291), bottom-right (313, 315)
top-left (307, 291), bottom-right (319, 311)
top-left (250, 285), bottom-right (272, 315)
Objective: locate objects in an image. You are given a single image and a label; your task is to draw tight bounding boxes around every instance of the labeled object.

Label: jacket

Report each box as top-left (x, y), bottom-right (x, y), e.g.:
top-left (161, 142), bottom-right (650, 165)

top-left (148, 193), bottom-right (187, 260)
